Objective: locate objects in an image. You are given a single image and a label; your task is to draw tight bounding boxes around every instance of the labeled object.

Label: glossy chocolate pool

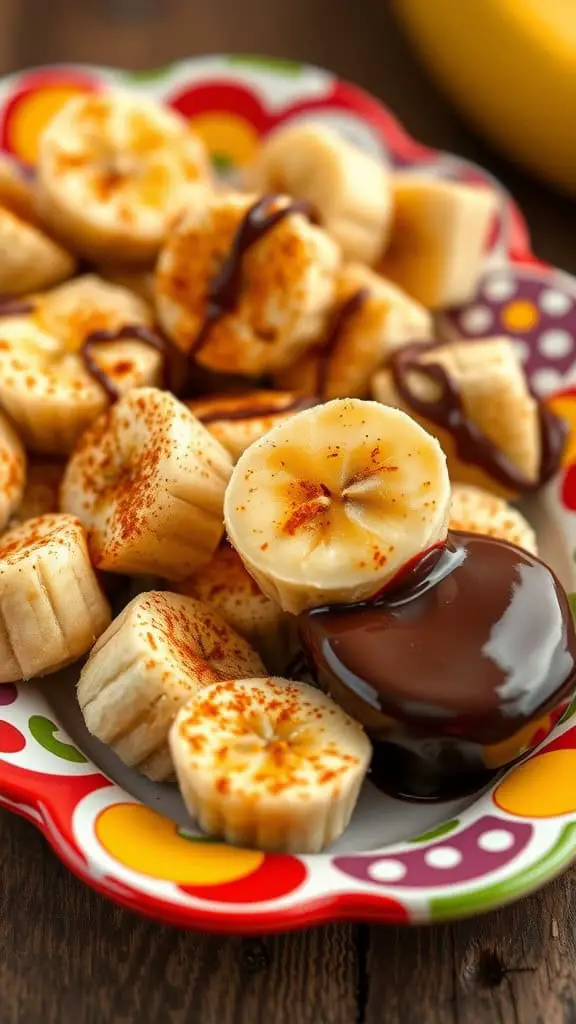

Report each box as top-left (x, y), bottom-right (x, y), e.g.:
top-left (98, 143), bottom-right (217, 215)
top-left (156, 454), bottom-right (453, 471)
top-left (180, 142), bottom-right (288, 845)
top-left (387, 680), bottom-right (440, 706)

top-left (299, 531), bottom-right (576, 800)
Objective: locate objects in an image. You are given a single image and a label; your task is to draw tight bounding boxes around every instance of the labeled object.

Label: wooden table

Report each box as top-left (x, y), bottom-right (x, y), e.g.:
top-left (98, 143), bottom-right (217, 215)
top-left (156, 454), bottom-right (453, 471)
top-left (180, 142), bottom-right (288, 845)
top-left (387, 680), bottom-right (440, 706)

top-left (1, 2), bottom-right (575, 1022)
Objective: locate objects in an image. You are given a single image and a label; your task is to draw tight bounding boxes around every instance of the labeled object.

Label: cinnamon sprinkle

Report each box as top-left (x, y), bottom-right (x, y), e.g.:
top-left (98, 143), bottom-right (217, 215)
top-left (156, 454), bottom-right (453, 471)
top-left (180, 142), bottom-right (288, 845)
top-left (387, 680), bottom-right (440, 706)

top-left (80, 324), bottom-right (167, 401)
top-left (189, 195), bottom-right (313, 359)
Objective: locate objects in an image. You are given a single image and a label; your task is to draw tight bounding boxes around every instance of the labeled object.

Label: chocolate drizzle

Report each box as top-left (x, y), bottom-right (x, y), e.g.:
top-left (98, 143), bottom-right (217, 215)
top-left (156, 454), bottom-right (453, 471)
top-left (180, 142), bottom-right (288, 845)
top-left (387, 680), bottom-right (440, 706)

top-left (196, 393), bottom-right (319, 425)
top-left (80, 324), bottom-right (167, 402)
top-left (391, 341), bottom-right (567, 492)
top-left (299, 531), bottom-right (576, 800)
top-left (316, 287), bottom-right (369, 397)
top-left (189, 195), bottom-right (313, 359)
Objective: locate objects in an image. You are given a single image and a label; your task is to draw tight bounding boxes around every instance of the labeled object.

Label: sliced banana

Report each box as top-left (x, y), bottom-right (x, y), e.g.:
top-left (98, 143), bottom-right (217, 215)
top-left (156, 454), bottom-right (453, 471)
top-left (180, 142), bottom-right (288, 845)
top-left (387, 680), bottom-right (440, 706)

top-left (0, 155), bottom-right (80, 268)
top-left (61, 387), bottom-right (233, 580)
top-left (276, 262), bottom-right (433, 400)
top-left (0, 513), bottom-right (111, 682)
top-left (0, 154), bottom-right (38, 223)
top-left (9, 459), bottom-right (62, 527)
top-left (37, 90), bottom-right (212, 263)
top-left (97, 265), bottom-right (155, 306)
top-left (246, 123), bottom-right (391, 265)
top-left (0, 274), bottom-right (163, 454)
top-left (224, 398), bottom-right (450, 614)
top-left (0, 410), bottom-right (26, 531)
top-left (155, 190), bottom-right (340, 375)
top-left (78, 591), bottom-right (265, 781)
top-left (450, 483), bottom-right (537, 554)
top-left (372, 336), bottom-right (540, 498)
top-left (0, 205), bottom-right (76, 296)
top-left (170, 676), bottom-right (371, 852)
top-left (176, 544), bottom-right (297, 673)
top-left (378, 176), bottom-right (498, 308)
top-left (186, 389), bottom-right (315, 462)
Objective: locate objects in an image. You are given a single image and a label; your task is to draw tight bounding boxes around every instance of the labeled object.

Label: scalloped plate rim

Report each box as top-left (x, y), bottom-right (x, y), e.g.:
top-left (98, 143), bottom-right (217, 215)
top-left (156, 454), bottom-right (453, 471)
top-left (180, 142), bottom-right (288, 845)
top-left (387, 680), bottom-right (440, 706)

top-left (1, 53), bottom-right (576, 933)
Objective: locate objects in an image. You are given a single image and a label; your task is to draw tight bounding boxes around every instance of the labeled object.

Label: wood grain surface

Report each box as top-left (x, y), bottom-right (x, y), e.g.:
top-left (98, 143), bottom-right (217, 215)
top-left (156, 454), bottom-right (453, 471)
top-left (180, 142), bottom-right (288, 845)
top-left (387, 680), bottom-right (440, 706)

top-left (1, 2), bottom-right (575, 1022)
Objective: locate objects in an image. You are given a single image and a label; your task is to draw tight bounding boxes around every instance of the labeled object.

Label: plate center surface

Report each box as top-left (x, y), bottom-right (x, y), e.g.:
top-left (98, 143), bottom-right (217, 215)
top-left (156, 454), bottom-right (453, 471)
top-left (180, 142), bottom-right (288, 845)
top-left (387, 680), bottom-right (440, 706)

top-left (37, 492), bottom-right (568, 855)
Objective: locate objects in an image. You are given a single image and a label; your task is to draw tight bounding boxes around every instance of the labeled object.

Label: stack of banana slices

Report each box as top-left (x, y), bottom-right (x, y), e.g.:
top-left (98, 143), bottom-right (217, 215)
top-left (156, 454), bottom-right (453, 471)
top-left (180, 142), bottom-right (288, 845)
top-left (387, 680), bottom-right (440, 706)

top-left (0, 86), bottom-right (549, 854)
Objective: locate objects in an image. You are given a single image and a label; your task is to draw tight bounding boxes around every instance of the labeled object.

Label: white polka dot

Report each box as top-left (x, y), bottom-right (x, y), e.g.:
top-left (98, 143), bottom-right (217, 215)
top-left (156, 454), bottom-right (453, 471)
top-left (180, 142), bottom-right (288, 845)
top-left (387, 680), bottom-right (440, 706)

top-left (477, 829), bottom-right (515, 853)
top-left (368, 858), bottom-right (407, 883)
top-left (460, 306), bottom-right (494, 334)
top-left (531, 367), bottom-right (563, 394)
top-left (512, 339), bottom-right (530, 363)
top-left (538, 329), bottom-right (573, 359)
top-left (483, 276), bottom-right (517, 302)
top-left (424, 846), bottom-right (462, 869)
top-left (539, 289), bottom-right (573, 317)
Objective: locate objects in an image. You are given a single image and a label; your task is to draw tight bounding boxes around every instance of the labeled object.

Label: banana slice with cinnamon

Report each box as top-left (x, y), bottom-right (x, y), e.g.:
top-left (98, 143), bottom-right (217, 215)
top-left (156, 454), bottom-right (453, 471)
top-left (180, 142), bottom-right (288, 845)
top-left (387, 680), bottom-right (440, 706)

top-left (0, 153), bottom-right (78, 285)
top-left (224, 398), bottom-right (450, 614)
top-left (0, 203), bottom-right (76, 297)
top-left (276, 263), bottom-right (433, 400)
top-left (372, 336), bottom-right (560, 499)
top-left (170, 676), bottom-right (371, 852)
top-left (246, 122), bottom-right (392, 265)
top-left (449, 483), bottom-right (537, 554)
top-left (378, 175), bottom-right (497, 308)
top-left (0, 155), bottom-right (38, 223)
top-left (155, 190), bottom-right (340, 375)
top-left (186, 389), bottom-right (317, 462)
top-left (78, 591), bottom-right (265, 780)
top-left (0, 513), bottom-right (111, 682)
top-left (0, 275), bottom-right (164, 454)
top-left (0, 410), bottom-right (26, 532)
top-left (37, 90), bottom-right (212, 263)
top-left (176, 544), bottom-right (297, 673)
top-left (61, 387), bottom-right (233, 580)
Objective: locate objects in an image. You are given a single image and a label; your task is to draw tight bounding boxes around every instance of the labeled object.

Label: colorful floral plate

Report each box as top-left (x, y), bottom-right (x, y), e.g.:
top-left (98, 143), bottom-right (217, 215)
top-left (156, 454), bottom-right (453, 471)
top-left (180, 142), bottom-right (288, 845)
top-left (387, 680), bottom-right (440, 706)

top-left (2, 55), bottom-right (576, 934)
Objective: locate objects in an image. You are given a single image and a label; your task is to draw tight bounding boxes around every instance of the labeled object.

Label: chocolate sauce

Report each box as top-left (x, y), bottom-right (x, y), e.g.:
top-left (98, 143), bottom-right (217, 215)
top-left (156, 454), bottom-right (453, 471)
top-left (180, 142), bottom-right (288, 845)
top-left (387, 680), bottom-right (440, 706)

top-left (80, 324), bottom-right (167, 402)
top-left (196, 393), bottom-right (318, 425)
top-left (189, 195), bottom-right (312, 359)
top-left (371, 540), bottom-right (447, 601)
top-left (391, 342), bottom-right (567, 492)
top-left (316, 288), bottom-right (369, 397)
top-left (0, 298), bottom-right (34, 316)
top-left (299, 532), bottom-right (576, 800)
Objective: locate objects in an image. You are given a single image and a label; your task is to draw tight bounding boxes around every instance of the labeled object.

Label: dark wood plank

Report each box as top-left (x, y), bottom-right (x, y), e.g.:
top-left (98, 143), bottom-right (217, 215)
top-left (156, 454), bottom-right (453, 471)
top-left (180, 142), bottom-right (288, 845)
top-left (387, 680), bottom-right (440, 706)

top-left (366, 876), bottom-right (576, 1024)
top-left (0, 0), bottom-right (24, 76)
top-left (6, 794), bottom-right (576, 1024)
top-left (0, 810), bottom-right (359, 1024)
top-left (451, 878), bottom-right (576, 1024)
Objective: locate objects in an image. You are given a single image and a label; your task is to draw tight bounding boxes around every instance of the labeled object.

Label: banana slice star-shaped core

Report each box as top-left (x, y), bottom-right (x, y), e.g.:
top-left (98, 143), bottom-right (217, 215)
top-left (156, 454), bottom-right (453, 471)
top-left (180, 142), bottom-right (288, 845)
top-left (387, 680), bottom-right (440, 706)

top-left (37, 90), bottom-right (212, 262)
top-left (224, 398), bottom-right (450, 613)
top-left (170, 676), bottom-right (371, 852)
